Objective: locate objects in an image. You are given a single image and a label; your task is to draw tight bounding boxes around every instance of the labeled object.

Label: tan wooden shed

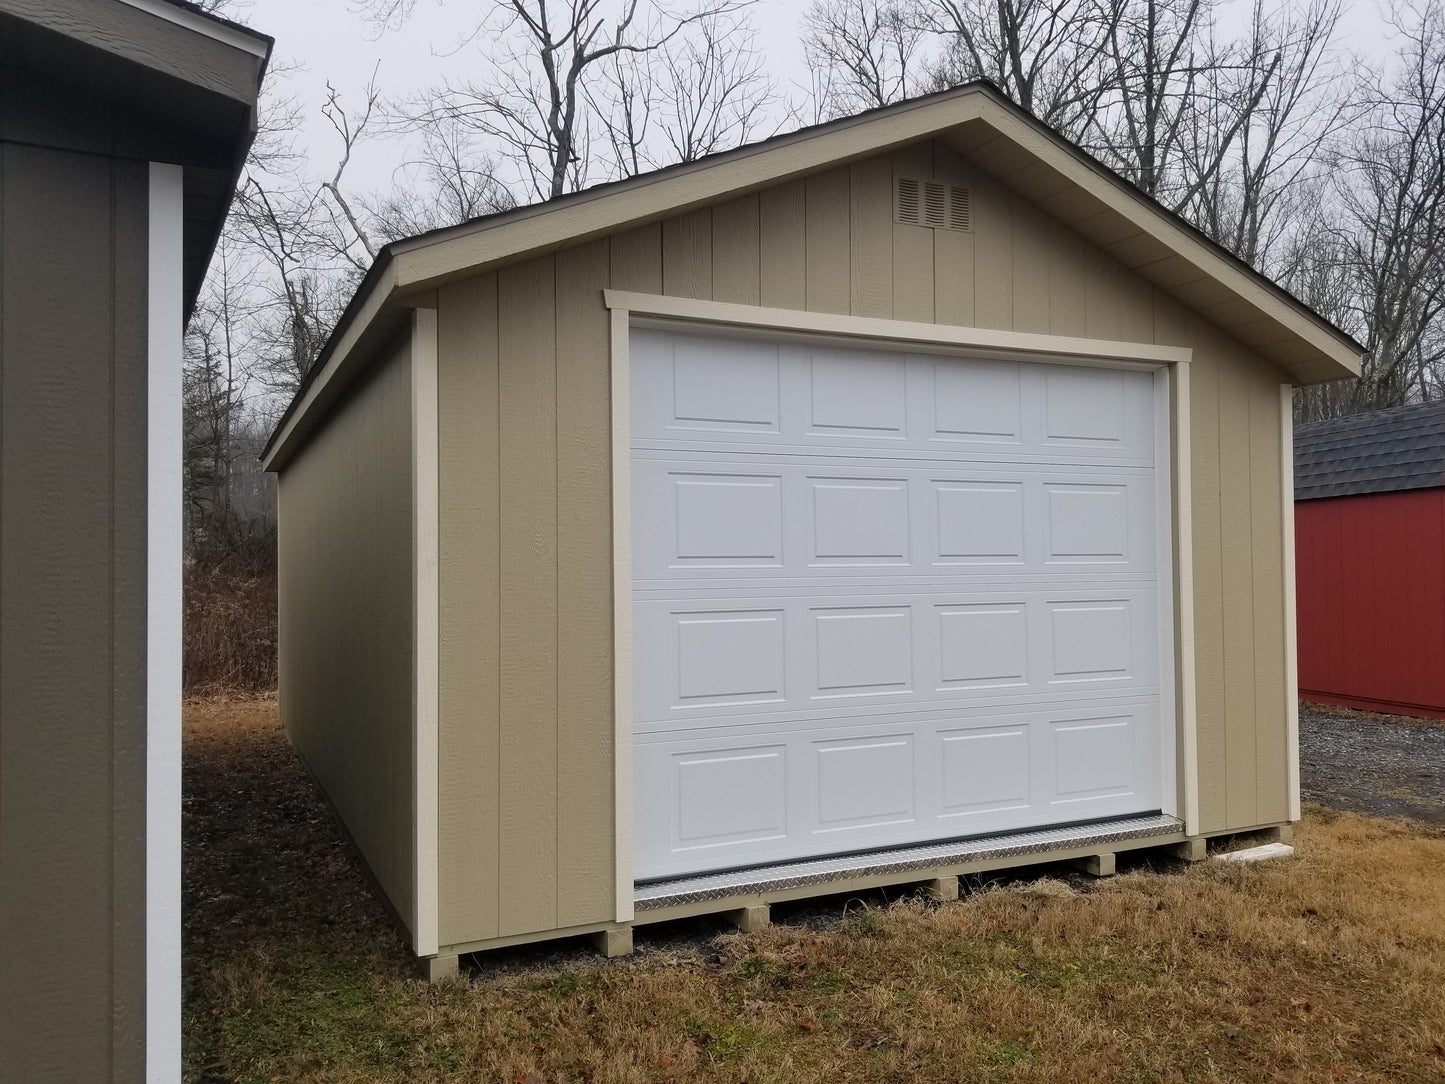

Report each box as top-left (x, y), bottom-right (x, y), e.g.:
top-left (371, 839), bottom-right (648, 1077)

top-left (262, 83), bottom-right (1360, 978)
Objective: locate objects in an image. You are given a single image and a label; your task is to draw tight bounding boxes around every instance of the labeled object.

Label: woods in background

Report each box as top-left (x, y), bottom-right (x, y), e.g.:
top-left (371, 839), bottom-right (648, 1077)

top-left (183, 0), bottom-right (1445, 672)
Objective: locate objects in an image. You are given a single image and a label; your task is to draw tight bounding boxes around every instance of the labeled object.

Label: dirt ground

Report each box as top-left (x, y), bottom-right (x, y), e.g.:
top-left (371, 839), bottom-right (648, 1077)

top-left (183, 697), bottom-right (1445, 1084)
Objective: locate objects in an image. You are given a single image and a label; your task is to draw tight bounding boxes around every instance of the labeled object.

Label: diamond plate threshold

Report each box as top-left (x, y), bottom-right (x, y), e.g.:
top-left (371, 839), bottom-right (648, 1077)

top-left (635, 814), bottom-right (1184, 910)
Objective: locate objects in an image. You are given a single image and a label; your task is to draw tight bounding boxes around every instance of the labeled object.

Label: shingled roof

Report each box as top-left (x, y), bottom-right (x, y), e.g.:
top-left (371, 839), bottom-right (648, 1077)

top-left (1294, 400), bottom-right (1445, 500)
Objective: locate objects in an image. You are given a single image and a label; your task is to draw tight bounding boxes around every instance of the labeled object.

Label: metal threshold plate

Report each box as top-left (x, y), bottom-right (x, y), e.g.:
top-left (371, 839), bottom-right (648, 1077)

top-left (635, 813), bottom-right (1183, 910)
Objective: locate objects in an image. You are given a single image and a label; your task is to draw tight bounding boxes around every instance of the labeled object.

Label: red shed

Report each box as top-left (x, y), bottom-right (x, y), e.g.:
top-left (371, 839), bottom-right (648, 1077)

top-left (1294, 401), bottom-right (1445, 719)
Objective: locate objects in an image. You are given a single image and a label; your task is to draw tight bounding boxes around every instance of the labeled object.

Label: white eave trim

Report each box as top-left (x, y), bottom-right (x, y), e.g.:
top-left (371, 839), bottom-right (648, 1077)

top-left (117, 0), bottom-right (270, 56)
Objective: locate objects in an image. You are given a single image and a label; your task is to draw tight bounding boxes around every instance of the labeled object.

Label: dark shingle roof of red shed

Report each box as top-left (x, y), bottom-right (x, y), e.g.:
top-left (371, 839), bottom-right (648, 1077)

top-left (1294, 400), bottom-right (1445, 500)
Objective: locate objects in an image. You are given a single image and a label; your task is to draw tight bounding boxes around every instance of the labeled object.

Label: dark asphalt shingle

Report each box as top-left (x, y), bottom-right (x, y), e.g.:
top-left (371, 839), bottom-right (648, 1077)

top-left (1294, 399), bottom-right (1445, 500)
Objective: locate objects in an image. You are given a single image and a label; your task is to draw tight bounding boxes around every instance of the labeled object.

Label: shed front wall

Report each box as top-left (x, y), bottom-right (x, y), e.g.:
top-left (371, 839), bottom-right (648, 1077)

top-left (0, 140), bottom-right (149, 1084)
top-left (435, 139), bottom-right (1294, 950)
top-left (279, 336), bottom-right (418, 937)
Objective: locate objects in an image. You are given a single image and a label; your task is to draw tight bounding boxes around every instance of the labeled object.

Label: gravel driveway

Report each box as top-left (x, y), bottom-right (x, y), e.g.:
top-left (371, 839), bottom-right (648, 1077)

top-left (1300, 705), bottom-right (1445, 825)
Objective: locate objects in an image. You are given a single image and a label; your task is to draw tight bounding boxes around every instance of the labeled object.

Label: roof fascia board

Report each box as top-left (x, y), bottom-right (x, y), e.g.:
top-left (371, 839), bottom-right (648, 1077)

top-left (261, 261), bottom-right (399, 472)
top-left (975, 107), bottom-right (1361, 380)
top-left (388, 91), bottom-right (992, 293)
top-left (0, 0), bottom-right (268, 104)
top-left (116, 0), bottom-right (269, 56)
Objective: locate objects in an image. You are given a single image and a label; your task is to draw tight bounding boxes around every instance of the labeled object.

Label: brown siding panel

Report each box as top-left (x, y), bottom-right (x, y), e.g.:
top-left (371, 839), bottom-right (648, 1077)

top-left (0, 145), bottom-right (148, 1083)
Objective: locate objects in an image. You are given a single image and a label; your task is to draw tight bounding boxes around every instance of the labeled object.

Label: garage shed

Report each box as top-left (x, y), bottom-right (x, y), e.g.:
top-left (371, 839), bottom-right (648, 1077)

top-left (1294, 400), bottom-right (1445, 719)
top-left (262, 83), bottom-right (1361, 976)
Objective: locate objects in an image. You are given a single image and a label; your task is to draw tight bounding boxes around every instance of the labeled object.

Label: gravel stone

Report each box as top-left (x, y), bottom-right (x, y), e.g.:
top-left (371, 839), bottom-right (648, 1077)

top-left (1299, 706), bottom-right (1445, 825)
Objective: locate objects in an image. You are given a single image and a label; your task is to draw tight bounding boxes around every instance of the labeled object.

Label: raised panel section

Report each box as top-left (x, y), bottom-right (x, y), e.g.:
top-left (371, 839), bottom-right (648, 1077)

top-left (814, 736), bottom-right (914, 830)
top-left (940, 726), bottom-right (1030, 814)
top-left (813, 606), bottom-right (912, 696)
top-left (933, 361), bottom-right (1021, 442)
top-left (1051, 716), bottom-right (1135, 801)
top-left (935, 482), bottom-right (1024, 562)
top-left (673, 746), bottom-right (787, 846)
top-left (675, 609), bottom-right (786, 706)
top-left (810, 477), bottom-right (909, 563)
top-left (672, 337), bottom-right (780, 431)
top-left (673, 473), bottom-right (783, 564)
top-left (938, 603), bottom-right (1028, 687)
top-left (1047, 484), bottom-right (1128, 560)
top-left (1045, 367), bottom-right (1124, 444)
top-left (1050, 600), bottom-right (1132, 682)
top-left (807, 349), bottom-right (906, 436)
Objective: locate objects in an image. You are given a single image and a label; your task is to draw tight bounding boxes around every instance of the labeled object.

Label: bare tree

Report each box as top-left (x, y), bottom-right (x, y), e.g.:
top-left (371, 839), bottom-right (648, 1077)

top-left (1177, 0), bottom-right (1349, 269)
top-left (596, 7), bottom-right (780, 174)
top-left (802, 0), bottom-right (927, 117)
top-left (384, 0), bottom-right (750, 202)
top-left (366, 118), bottom-right (518, 242)
top-left (920, 0), bottom-right (1116, 135)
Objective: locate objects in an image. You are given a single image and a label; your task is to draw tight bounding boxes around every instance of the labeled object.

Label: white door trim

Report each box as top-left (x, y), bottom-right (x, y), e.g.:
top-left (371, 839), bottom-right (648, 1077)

top-left (611, 306), bottom-right (636, 922)
top-left (146, 160), bottom-right (184, 1084)
top-left (609, 298), bottom-right (1196, 884)
top-left (604, 290), bottom-right (1193, 369)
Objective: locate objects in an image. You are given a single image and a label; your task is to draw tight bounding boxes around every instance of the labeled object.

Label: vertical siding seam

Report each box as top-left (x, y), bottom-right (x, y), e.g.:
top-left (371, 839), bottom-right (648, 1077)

top-left (107, 154), bottom-right (119, 1081)
top-left (552, 256), bottom-right (562, 922)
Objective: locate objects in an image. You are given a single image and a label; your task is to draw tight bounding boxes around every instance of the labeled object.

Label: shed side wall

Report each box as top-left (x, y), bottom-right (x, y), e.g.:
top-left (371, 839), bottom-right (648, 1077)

top-left (0, 143), bottom-right (148, 1083)
top-left (435, 139), bottom-right (1293, 947)
top-left (1296, 488), bottom-right (1445, 717)
top-left (279, 336), bottom-right (417, 936)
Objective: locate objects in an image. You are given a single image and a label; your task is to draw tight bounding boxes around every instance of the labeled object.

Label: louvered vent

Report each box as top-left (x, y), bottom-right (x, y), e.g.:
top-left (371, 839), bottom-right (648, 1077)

top-left (894, 177), bottom-right (972, 232)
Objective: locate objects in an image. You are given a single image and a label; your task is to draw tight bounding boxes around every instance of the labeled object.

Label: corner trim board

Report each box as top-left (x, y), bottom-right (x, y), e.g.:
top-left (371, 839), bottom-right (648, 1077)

top-left (413, 307), bottom-right (441, 955)
top-left (610, 306), bottom-right (635, 924)
top-left (1281, 384), bottom-right (1300, 821)
top-left (147, 160), bottom-right (185, 1084)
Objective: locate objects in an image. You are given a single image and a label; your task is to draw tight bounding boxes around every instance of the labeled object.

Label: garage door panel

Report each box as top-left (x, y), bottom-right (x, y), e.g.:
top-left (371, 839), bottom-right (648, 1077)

top-left (634, 589), bottom-right (1159, 726)
top-left (632, 329), bottom-right (1170, 880)
top-left (631, 329), bottom-right (1155, 462)
top-left (633, 701), bottom-right (1162, 880)
top-left (634, 458), bottom-right (1157, 581)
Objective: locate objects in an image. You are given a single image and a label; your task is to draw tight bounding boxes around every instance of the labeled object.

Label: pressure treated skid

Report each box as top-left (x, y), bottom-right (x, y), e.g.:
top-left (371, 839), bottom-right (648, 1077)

top-left (421, 819), bottom-right (1289, 976)
top-left (267, 84), bottom-right (1358, 977)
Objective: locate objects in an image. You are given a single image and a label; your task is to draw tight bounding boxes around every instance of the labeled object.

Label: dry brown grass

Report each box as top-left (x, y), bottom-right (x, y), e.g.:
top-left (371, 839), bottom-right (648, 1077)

top-left (185, 698), bottom-right (1445, 1084)
top-left (184, 562), bottom-right (277, 694)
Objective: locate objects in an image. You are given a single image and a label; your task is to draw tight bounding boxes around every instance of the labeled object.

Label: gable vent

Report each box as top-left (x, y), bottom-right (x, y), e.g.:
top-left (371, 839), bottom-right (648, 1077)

top-left (894, 177), bottom-right (972, 232)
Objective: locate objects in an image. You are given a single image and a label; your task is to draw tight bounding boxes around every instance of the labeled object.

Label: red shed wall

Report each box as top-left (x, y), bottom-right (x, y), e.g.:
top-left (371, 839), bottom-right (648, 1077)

top-left (1295, 487), bottom-right (1445, 718)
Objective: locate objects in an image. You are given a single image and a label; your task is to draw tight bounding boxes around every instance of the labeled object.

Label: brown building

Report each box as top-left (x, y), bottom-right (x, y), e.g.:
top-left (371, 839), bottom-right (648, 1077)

top-left (264, 83), bottom-right (1360, 979)
top-left (0, 1), bottom-right (267, 1079)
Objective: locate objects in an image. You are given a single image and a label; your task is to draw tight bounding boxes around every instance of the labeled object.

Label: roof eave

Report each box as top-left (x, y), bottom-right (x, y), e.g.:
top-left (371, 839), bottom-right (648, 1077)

top-left (263, 83), bottom-right (1362, 470)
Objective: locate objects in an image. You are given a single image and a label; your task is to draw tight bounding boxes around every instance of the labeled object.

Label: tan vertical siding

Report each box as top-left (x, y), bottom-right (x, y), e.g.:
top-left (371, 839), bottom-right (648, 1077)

top-left (711, 195), bottom-right (760, 306)
top-left (437, 274), bottom-right (501, 945)
top-left (279, 336), bottom-right (417, 934)
top-left (931, 144), bottom-right (974, 326)
top-left (0, 144), bottom-right (148, 1083)
top-left (760, 180), bottom-right (806, 309)
top-left (555, 241), bottom-right (615, 927)
top-left (431, 137), bottom-right (1296, 948)
top-left (890, 144), bottom-right (934, 323)
top-left (496, 257), bottom-right (560, 936)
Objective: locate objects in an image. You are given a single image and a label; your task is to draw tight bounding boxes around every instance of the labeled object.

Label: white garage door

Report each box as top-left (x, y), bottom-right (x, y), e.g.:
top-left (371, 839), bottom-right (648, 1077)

top-left (631, 327), bottom-right (1170, 882)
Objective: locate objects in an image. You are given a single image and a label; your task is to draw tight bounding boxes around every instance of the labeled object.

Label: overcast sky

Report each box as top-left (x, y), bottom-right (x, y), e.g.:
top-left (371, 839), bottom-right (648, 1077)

top-left (231, 0), bottom-right (1395, 197)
